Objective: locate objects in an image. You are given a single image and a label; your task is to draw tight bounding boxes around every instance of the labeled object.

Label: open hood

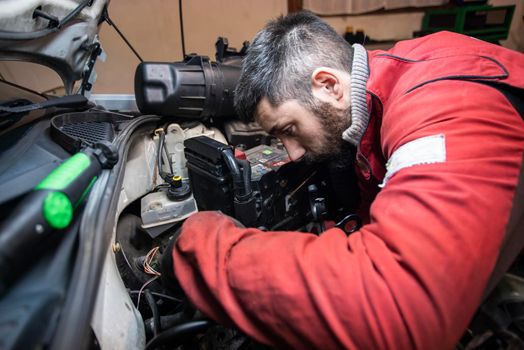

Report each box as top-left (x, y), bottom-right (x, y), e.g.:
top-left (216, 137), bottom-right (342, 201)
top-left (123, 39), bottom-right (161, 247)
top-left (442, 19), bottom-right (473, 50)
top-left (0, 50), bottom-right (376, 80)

top-left (0, 0), bottom-right (108, 93)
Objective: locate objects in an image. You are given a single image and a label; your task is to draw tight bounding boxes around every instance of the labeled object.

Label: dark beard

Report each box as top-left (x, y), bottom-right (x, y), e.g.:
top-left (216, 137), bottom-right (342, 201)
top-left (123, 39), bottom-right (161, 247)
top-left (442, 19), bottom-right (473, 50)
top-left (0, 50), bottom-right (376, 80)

top-left (304, 100), bottom-right (352, 163)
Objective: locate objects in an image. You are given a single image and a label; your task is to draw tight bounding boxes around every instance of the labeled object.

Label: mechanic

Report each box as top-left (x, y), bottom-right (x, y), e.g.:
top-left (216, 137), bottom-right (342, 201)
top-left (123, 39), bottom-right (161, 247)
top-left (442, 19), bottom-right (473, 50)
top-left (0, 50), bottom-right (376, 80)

top-left (163, 11), bottom-right (524, 349)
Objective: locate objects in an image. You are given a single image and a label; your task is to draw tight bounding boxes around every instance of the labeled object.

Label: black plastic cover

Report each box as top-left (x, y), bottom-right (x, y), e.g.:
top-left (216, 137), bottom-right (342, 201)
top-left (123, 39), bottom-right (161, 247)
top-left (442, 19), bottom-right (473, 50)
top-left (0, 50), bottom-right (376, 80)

top-left (134, 55), bottom-right (241, 120)
top-left (223, 120), bottom-right (272, 149)
top-left (184, 136), bottom-right (234, 215)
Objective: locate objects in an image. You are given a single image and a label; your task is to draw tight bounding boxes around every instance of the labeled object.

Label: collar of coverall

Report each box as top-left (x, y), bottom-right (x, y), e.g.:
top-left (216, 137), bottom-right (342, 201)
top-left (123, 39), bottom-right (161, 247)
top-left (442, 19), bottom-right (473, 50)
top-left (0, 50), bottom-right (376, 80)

top-left (342, 43), bottom-right (370, 146)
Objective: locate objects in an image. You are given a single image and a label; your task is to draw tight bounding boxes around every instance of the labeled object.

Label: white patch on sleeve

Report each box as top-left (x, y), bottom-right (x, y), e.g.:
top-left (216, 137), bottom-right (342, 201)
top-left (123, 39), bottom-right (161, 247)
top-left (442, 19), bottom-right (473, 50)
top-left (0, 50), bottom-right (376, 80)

top-left (380, 134), bottom-right (446, 187)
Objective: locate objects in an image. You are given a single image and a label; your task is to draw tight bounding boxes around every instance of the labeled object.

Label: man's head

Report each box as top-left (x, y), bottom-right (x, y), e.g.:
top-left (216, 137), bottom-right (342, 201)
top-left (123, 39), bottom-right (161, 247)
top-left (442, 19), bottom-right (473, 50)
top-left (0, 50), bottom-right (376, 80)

top-left (234, 11), bottom-right (354, 162)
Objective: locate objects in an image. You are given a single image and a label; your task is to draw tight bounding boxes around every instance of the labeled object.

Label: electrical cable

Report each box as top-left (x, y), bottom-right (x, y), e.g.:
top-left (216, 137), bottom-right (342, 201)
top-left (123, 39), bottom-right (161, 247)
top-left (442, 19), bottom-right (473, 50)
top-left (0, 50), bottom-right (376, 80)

top-left (33, 8), bottom-right (59, 25)
top-left (0, 94), bottom-right (88, 114)
top-left (129, 290), bottom-right (182, 303)
top-left (119, 243), bottom-right (134, 273)
top-left (137, 275), bottom-right (160, 310)
top-left (0, 0), bottom-right (92, 40)
top-left (144, 312), bottom-right (190, 334)
top-left (144, 246), bottom-right (161, 276)
top-left (156, 129), bottom-right (164, 177)
top-left (153, 184), bottom-right (170, 192)
top-left (156, 128), bottom-right (177, 181)
top-left (145, 289), bottom-right (161, 336)
top-left (288, 170), bottom-right (317, 198)
top-left (162, 139), bottom-right (174, 175)
top-left (0, 79), bottom-right (49, 100)
top-left (178, 0), bottom-right (186, 58)
top-left (104, 10), bottom-right (144, 62)
top-left (0, 99), bottom-right (31, 130)
top-left (237, 159), bottom-right (253, 199)
top-left (145, 320), bottom-right (213, 350)
top-left (270, 215), bottom-right (296, 231)
top-left (156, 129), bottom-right (170, 181)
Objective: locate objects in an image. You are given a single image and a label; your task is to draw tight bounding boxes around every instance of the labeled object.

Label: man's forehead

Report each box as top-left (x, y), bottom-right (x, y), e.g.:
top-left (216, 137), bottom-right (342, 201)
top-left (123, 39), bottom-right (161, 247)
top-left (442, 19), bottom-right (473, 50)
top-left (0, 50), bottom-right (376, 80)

top-left (255, 97), bottom-right (273, 117)
top-left (255, 97), bottom-right (278, 127)
top-left (256, 98), bottom-right (305, 135)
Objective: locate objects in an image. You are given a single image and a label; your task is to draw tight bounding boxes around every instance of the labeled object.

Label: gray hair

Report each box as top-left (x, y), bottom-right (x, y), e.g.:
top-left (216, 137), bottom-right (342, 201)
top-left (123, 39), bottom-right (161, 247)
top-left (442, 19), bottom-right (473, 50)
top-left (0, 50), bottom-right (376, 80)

top-left (234, 11), bottom-right (354, 121)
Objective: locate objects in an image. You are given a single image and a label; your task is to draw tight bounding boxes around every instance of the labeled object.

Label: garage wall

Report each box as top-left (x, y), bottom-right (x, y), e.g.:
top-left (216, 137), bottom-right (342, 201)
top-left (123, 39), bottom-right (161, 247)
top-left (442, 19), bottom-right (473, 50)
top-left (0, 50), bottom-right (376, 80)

top-left (311, 0), bottom-right (523, 50)
top-left (94, 0), bottom-right (287, 93)
top-left (93, 0), bottom-right (524, 93)
top-left (0, 0), bottom-right (521, 95)
top-left (491, 0), bottom-right (524, 51)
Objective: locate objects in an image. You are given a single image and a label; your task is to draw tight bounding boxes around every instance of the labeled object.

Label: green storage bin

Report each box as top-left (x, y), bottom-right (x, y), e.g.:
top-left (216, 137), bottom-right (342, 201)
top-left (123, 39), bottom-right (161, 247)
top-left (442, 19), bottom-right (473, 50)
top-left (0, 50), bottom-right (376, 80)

top-left (421, 5), bottom-right (515, 43)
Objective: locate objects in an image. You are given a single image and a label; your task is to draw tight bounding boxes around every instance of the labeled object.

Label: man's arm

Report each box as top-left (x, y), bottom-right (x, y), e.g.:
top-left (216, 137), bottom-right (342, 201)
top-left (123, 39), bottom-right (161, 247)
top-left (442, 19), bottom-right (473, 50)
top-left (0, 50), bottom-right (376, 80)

top-left (171, 81), bottom-right (524, 349)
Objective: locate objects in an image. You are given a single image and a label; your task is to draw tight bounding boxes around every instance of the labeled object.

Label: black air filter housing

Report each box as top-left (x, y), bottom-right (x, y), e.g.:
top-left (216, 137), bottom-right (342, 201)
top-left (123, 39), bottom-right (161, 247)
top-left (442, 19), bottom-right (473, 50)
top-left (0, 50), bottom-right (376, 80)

top-left (134, 55), bottom-right (241, 120)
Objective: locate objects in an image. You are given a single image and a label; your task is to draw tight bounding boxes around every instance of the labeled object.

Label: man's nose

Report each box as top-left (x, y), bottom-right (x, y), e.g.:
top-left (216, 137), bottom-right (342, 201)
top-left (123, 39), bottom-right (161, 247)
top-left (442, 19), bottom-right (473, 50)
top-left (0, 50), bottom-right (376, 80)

top-left (282, 138), bottom-right (306, 162)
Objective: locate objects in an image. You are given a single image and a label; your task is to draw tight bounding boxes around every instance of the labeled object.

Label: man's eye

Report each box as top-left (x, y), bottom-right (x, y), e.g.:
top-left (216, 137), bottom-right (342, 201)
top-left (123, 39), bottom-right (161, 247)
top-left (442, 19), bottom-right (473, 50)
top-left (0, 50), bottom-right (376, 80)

top-left (282, 126), bottom-right (294, 136)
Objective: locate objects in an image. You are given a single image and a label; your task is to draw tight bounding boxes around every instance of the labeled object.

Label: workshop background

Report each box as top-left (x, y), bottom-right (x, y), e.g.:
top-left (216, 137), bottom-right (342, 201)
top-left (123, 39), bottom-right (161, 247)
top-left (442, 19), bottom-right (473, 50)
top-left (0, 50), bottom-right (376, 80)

top-left (0, 0), bottom-right (522, 95)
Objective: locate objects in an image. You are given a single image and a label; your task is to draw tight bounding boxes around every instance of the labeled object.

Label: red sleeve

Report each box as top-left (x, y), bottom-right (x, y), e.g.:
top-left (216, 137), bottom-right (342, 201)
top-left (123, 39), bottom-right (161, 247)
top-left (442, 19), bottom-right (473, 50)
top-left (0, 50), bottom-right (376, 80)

top-left (172, 81), bottom-right (524, 349)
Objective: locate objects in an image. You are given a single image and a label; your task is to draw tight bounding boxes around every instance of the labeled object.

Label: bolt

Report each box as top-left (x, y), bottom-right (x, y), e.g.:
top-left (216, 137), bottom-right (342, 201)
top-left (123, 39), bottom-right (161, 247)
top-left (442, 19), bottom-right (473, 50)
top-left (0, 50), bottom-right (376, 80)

top-left (112, 242), bottom-right (121, 253)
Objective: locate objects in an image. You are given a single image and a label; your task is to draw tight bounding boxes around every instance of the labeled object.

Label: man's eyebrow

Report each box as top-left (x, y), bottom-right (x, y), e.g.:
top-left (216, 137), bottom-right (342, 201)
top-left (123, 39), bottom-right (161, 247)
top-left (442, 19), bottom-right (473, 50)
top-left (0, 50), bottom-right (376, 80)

top-left (268, 123), bottom-right (284, 136)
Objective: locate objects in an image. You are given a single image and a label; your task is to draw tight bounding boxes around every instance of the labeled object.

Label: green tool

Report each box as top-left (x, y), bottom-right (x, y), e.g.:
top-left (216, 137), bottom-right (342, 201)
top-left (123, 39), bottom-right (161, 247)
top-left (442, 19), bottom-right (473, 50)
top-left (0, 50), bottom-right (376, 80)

top-left (0, 144), bottom-right (118, 295)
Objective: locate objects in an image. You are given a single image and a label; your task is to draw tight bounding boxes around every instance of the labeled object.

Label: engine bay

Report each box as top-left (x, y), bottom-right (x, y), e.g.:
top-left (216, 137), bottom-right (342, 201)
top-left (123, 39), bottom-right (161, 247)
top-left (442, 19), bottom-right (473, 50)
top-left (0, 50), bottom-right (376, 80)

top-left (106, 116), bottom-right (361, 349)
top-left (84, 113), bottom-right (362, 349)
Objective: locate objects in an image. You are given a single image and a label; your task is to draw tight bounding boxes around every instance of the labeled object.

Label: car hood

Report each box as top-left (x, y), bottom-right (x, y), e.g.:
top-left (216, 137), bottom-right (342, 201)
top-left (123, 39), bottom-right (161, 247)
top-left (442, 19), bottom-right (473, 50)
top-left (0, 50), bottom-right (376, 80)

top-left (0, 0), bottom-right (108, 93)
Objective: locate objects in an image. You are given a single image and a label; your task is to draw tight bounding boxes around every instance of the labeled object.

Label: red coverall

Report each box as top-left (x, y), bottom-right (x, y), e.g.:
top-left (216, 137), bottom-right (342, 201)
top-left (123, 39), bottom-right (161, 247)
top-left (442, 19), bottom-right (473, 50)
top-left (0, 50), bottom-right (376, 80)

top-left (171, 32), bottom-right (524, 349)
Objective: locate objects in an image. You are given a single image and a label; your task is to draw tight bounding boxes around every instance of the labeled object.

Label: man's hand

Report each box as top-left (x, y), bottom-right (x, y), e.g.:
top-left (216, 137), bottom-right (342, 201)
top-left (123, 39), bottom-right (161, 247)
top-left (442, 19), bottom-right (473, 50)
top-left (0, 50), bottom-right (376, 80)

top-left (160, 211), bottom-right (244, 294)
top-left (160, 226), bottom-right (183, 294)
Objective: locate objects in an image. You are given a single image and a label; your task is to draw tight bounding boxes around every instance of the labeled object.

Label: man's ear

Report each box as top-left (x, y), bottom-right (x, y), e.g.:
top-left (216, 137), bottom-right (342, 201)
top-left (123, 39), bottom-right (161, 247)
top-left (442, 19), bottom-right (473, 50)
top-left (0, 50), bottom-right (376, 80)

top-left (311, 67), bottom-right (348, 108)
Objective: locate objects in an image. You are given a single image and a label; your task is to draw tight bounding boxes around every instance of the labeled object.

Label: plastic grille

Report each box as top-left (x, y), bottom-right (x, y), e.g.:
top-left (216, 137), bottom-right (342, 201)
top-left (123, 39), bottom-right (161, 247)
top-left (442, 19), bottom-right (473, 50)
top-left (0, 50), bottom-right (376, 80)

top-left (60, 121), bottom-right (114, 144)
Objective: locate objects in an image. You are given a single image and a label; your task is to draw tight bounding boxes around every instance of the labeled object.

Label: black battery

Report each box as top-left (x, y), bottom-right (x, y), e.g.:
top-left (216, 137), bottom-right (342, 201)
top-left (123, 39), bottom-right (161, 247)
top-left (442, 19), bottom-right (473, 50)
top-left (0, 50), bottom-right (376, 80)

top-left (184, 136), bottom-right (315, 229)
top-left (244, 144), bottom-right (313, 229)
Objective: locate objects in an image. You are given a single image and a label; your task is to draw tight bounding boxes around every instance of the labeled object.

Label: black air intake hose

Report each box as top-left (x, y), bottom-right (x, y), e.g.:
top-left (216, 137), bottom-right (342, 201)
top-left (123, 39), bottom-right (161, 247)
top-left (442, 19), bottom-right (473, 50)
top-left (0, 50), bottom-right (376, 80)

top-left (221, 149), bottom-right (249, 200)
top-left (236, 159), bottom-right (253, 201)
